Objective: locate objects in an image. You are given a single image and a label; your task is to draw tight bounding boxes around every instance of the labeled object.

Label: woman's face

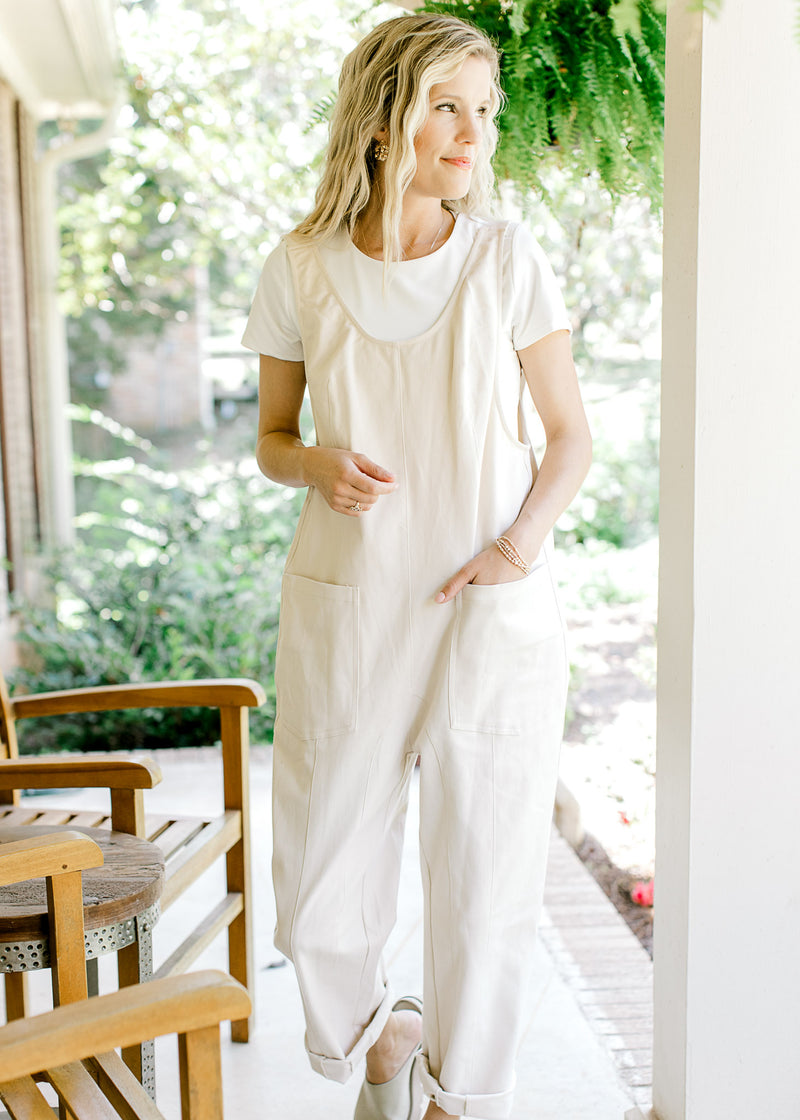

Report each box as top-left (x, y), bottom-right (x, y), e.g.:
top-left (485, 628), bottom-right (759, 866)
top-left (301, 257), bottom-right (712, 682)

top-left (409, 54), bottom-right (493, 203)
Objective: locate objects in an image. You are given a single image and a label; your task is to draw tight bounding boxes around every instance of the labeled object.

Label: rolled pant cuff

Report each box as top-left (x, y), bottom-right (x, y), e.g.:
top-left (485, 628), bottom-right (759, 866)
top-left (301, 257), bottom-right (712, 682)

top-left (306, 985), bottom-right (396, 1084)
top-left (416, 1054), bottom-right (515, 1119)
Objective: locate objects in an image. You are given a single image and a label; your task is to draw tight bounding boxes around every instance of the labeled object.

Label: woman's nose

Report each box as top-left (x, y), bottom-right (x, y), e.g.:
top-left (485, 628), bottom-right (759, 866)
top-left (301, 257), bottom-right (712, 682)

top-left (457, 114), bottom-right (482, 145)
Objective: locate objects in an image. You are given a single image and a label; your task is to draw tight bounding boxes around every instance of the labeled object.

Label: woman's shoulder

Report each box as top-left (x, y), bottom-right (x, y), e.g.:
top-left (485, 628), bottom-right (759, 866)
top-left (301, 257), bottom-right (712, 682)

top-left (460, 213), bottom-right (517, 236)
top-left (457, 216), bottom-right (560, 278)
top-left (474, 216), bottom-right (557, 267)
top-left (255, 235), bottom-right (292, 279)
top-left (281, 230), bottom-right (306, 256)
top-left (461, 215), bottom-right (536, 260)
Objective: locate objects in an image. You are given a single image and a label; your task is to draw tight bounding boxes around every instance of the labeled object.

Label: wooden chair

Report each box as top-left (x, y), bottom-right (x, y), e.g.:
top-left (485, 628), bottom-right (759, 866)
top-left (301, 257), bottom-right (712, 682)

top-left (0, 827), bottom-right (250, 1119)
top-left (0, 672), bottom-right (265, 1065)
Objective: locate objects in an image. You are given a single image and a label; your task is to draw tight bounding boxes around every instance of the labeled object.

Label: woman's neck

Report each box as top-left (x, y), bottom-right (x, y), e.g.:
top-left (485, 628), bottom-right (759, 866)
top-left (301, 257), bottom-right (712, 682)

top-left (353, 199), bottom-right (454, 261)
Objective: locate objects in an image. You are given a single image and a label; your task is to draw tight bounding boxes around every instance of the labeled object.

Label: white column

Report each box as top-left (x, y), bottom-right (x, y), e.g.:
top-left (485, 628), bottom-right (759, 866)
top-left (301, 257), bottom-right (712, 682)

top-left (653, 1), bottom-right (800, 1117)
top-left (38, 154), bottom-right (75, 546)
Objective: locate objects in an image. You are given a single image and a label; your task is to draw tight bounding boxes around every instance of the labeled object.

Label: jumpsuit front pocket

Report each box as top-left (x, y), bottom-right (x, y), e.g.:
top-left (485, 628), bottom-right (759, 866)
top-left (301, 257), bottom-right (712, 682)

top-left (276, 573), bottom-right (359, 739)
top-left (448, 564), bottom-right (564, 735)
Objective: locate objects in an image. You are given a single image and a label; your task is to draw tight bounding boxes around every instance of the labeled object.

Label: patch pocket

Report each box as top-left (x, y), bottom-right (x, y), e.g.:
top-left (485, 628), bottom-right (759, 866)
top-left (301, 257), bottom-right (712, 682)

top-left (275, 573), bottom-right (359, 739)
top-left (448, 565), bottom-right (564, 735)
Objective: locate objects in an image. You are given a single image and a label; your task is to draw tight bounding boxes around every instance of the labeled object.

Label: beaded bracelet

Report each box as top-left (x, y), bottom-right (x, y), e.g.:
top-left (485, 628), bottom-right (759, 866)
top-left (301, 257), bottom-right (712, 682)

top-left (495, 535), bottom-right (532, 575)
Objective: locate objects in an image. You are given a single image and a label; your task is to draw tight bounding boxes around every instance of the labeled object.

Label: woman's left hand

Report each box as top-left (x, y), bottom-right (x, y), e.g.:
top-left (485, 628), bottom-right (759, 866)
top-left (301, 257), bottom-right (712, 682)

top-left (435, 544), bottom-right (530, 603)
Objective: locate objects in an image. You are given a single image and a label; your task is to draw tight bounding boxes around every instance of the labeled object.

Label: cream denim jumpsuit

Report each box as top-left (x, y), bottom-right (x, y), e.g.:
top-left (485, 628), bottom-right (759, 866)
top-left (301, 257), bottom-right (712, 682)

top-left (271, 219), bottom-right (569, 1120)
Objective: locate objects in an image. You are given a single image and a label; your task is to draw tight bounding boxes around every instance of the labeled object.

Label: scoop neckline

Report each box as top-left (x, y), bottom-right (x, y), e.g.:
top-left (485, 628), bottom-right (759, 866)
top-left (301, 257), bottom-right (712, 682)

top-left (312, 215), bottom-right (485, 347)
top-left (344, 212), bottom-right (465, 265)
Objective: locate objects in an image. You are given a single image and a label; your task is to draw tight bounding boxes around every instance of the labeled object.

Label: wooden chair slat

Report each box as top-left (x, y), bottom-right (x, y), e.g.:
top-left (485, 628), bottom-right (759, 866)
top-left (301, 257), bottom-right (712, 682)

top-left (47, 1061), bottom-right (121, 1119)
top-left (30, 809), bottom-right (77, 826)
top-left (161, 811), bottom-right (240, 910)
top-left (0, 808), bottom-right (47, 826)
top-left (142, 815), bottom-right (173, 843)
top-left (91, 1050), bottom-right (163, 1120)
top-left (65, 811), bottom-right (110, 828)
top-left (154, 892), bottom-right (243, 980)
top-left (0, 1074), bottom-right (56, 1120)
top-left (150, 817), bottom-right (205, 860)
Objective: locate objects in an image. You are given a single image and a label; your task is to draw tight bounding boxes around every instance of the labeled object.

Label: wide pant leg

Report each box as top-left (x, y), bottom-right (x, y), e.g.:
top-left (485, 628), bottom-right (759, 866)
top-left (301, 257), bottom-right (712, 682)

top-left (415, 574), bottom-right (569, 1119)
top-left (271, 716), bottom-right (418, 1081)
top-left (272, 563), bottom-right (568, 1115)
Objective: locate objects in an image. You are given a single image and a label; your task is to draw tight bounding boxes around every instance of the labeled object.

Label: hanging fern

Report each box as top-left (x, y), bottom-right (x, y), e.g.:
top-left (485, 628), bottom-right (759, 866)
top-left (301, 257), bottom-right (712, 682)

top-left (304, 93), bottom-right (338, 134)
top-left (418, 0), bottom-right (666, 206)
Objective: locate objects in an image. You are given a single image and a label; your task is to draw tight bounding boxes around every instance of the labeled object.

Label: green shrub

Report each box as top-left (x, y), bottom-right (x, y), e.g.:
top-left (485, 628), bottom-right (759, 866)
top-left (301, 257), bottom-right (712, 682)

top-left (10, 428), bottom-right (302, 753)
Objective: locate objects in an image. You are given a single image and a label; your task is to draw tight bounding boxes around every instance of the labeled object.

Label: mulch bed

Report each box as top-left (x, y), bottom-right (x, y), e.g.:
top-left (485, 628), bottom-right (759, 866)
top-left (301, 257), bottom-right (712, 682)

top-left (576, 831), bottom-right (653, 958)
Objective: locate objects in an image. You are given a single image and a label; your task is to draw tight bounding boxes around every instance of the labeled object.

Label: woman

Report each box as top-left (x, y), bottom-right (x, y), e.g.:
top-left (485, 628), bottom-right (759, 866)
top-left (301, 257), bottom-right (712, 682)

top-left (243, 13), bottom-right (591, 1120)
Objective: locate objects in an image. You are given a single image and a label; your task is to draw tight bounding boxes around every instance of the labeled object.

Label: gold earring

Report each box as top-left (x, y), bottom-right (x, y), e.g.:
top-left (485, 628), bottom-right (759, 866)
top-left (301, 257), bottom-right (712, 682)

top-left (373, 140), bottom-right (389, 162)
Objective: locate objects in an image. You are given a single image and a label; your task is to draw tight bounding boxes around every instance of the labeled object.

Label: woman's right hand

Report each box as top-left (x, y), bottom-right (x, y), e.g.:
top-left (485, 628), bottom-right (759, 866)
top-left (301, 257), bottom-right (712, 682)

top-left (303, 446), bottom-right (398, 516)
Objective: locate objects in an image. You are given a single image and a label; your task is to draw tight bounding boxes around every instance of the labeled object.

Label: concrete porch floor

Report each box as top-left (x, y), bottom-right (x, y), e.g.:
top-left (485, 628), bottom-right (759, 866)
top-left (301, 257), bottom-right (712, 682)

top-left (12, 747), bottom-right (651, 1119)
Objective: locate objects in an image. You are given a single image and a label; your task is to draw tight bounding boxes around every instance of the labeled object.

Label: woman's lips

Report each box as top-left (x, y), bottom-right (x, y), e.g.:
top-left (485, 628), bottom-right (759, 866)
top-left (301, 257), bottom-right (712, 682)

top-left (443, 158), bottom-right (473, 169)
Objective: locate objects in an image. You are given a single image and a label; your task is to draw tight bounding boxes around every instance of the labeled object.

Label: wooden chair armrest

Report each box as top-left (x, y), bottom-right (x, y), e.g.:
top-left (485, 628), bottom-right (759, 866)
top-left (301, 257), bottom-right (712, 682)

top-left (0, 970), bottom-right (251, 1082)
top-left (0, 831), bottom-right (103, 886)
top-left (0, 756), bottom-right (162, 790)
top-left (11, 679), bottom-right (266, 720)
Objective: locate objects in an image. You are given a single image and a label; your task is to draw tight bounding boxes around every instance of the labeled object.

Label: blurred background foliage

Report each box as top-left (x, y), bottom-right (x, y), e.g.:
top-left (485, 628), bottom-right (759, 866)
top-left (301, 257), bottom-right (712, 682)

top-left (13, 406), bottom-right (302, 749)
top-left (58, 0), bottom-right (388, 398)
top-left (11, 0), bottom-right (662, 752)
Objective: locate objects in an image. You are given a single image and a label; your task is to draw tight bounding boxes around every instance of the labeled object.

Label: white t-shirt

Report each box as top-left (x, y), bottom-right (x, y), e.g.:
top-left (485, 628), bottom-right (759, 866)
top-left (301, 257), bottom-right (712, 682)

top-left (242, 214), bottom-right (570, 359)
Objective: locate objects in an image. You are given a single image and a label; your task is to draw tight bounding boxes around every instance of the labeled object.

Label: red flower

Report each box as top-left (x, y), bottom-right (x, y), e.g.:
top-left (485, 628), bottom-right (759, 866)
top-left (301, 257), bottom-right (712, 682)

top-left (630, 879), bottom-right (654, 907)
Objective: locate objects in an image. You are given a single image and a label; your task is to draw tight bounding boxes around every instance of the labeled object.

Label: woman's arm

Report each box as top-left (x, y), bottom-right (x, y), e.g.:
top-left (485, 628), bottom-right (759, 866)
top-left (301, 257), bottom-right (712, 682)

top-left (256, 354), bottom-right (398, 514)
top-left (255, 354), bottom-right (310, 486)
top-left (436, 330), bottom-right (591, 601)
top-left (505, 329), bottom-right (592, 559)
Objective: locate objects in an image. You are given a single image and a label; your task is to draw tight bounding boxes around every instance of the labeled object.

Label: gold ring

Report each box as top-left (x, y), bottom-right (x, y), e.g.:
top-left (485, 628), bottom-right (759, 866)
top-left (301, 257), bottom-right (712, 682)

top-left (349, 502), bottom-right (362, 513)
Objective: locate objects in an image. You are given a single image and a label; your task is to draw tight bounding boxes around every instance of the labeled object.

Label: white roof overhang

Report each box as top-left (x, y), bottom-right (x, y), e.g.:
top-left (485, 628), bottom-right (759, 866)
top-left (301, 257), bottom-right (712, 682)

top-left (0, 0), bottom-right (118, 119)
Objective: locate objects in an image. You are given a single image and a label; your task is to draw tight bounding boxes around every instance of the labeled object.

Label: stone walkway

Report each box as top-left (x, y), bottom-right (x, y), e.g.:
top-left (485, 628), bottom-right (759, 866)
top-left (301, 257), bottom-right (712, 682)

top-left (8, 748), bottom-right (652, 1118)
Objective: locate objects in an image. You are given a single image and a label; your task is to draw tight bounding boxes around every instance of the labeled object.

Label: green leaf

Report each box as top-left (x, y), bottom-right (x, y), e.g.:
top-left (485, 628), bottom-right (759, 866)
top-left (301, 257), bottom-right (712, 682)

top-left (509, 1), bottom-right (529, 37)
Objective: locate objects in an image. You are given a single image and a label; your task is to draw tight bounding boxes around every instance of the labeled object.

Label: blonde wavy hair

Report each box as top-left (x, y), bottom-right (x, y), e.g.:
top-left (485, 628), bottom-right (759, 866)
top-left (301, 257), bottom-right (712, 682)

top-left (293, 12), bottom-right (503, 267)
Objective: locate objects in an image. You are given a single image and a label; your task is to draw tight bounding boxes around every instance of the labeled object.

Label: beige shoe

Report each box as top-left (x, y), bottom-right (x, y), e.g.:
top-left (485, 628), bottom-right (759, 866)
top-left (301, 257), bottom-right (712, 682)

top-left (354, 997), bottom-right (424, 1120)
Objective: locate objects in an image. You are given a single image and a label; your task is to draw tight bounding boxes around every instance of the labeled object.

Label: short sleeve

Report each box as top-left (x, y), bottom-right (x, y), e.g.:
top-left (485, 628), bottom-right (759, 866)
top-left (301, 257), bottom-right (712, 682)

top-left (241, 240), bottom-right (304, 361)
top-left (507, 223), bottom-right (572, 351)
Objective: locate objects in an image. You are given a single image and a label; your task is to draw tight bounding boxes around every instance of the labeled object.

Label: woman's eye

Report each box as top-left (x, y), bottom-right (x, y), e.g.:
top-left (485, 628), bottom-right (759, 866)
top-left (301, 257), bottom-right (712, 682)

top-left (434, 102), bottom-right (489, 117)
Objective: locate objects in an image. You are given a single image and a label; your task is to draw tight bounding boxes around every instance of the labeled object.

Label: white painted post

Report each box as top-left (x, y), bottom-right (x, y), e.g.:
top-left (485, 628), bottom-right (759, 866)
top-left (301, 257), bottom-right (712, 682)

top-left (653, 1), bottom-right (800, 1117)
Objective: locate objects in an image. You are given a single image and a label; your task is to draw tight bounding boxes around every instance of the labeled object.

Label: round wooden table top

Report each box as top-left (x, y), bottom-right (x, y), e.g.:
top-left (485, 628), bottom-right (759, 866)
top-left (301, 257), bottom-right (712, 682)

top-left (0, 824), bottom-right (165, 939)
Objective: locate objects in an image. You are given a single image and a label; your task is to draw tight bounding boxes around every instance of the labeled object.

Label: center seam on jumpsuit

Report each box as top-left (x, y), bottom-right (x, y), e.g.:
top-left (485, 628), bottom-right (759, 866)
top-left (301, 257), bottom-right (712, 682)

top-left (396, 342), bottom-right (416, 692)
